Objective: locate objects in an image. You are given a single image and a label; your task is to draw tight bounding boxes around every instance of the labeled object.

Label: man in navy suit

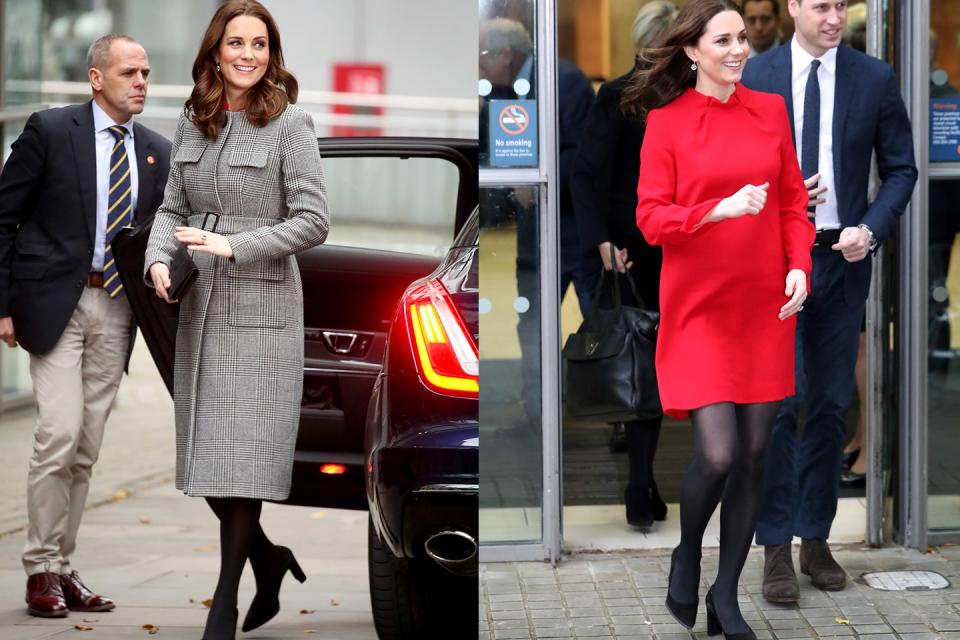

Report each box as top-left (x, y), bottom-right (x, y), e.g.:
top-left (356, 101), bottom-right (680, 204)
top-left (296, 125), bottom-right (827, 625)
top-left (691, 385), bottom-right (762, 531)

top-left (0, 35), bottom-right (170, 617)
top-left (741, 0), bottom-right (916, 602)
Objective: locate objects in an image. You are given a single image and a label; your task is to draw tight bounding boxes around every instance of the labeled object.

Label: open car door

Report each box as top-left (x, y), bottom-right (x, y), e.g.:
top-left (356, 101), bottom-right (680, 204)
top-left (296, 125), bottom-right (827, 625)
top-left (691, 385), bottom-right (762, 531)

top-left (114, 137), bottom-right (478, 510)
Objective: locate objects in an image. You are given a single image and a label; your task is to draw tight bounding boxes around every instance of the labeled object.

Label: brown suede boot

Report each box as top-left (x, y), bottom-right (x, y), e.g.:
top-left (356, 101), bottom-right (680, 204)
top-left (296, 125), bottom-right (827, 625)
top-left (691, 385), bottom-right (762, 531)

top-left (799, 539), bottom-right (847, 591)
top-left (762, 543), bottom-right (799, 603)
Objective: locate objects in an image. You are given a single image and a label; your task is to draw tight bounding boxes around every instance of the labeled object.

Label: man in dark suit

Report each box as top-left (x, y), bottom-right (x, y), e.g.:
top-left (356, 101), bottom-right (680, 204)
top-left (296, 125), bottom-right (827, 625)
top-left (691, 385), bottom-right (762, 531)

top-left (741, 0), bottom-right (917, 603)
top-left (0, 34), bottom-right (171, 617)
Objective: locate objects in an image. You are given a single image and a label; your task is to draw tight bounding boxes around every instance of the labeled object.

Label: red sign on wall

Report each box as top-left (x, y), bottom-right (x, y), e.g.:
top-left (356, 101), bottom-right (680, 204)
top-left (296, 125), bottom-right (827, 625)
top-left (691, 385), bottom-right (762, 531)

top-left (332, 63), bottom-right (385, 137)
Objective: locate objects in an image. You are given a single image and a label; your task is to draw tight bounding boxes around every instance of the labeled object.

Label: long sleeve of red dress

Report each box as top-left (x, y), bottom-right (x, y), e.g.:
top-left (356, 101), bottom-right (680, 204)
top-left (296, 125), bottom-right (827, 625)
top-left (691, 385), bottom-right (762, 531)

top-left (634, 86), bottom-right (814, 419)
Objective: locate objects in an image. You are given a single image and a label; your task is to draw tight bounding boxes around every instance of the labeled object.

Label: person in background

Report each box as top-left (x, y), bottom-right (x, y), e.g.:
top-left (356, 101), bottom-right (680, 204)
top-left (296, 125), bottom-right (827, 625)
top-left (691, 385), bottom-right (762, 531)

top-left (743, 0), bottom-right (917, 604)
top-left (0, 34), bottom-right (170, 619)
top-left (626, 0), bottom-right (813, 636)
top-left (571, 0), bottom-right (679, 530)
top-left (144, 1), bottom-right (329, 637)
top-left (744, 0), bottom-right (783, 58)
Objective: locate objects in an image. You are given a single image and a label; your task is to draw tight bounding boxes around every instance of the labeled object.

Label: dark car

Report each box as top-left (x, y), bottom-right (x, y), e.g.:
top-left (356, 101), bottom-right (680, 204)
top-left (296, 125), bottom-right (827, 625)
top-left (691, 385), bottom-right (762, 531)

top-left (113, 137), bottom-right (478, 640)
top-left (365, 206), bottom-right (478, 639)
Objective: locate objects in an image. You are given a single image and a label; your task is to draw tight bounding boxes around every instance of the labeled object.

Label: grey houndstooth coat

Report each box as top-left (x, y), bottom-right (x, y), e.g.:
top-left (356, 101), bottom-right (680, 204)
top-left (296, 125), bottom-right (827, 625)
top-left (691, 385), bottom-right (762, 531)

top-left (144, 105), bottom-right (329, 500)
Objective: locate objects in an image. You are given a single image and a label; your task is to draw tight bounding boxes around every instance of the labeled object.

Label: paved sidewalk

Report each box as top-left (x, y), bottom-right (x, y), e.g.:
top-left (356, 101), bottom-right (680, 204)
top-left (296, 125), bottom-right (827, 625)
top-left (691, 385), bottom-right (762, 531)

top-left (0, 482), bottom-right (376, 639)
top-left (481, 546), bottom-right (960, 640)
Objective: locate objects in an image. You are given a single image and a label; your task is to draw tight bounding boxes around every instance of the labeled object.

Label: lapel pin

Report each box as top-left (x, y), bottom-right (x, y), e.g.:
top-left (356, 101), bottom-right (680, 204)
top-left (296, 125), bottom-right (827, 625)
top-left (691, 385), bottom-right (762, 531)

top-left (147, 155), bottom-right (156, 165)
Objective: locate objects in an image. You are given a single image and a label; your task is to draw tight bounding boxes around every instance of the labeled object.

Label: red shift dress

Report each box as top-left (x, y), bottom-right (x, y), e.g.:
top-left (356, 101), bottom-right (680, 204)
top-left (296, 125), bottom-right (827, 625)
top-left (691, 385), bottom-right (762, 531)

top-left (635, 85), bottom-right (814, 419)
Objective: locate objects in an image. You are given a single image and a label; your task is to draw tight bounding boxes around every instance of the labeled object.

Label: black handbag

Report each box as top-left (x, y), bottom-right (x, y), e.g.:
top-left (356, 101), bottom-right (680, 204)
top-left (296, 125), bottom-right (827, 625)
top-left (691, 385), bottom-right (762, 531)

top-left (562, 254), bottom-right (662, 422)
top-left (168, 212), bottom-right (219, 301)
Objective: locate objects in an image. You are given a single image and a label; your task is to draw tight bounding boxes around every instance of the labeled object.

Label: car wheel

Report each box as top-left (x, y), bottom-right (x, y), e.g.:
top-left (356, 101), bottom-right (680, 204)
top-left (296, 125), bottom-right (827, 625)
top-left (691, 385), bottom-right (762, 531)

top-left (367, 515), bottom-right (477, 639)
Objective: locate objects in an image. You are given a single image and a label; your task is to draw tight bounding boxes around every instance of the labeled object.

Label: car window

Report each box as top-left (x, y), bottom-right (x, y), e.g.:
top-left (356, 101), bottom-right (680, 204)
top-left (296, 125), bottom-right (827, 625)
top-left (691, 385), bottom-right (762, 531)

top-left (321, 156), bottom-right (460, 256)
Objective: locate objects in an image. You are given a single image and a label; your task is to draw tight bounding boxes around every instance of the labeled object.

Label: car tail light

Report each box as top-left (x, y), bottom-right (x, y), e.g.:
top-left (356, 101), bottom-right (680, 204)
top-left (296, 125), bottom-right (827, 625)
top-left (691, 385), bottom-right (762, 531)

top-left (405, 279), bottom-right (479, 398)
top-left (320, 464), bottom-right (347, 475)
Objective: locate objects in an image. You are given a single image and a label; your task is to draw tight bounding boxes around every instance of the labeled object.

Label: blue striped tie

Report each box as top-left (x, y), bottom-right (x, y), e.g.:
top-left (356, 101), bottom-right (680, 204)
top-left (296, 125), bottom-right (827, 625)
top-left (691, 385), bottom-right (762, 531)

top-left (801, 59), bottom-right (821, 215)
top-left (103, 125), bottom-right (132, 298)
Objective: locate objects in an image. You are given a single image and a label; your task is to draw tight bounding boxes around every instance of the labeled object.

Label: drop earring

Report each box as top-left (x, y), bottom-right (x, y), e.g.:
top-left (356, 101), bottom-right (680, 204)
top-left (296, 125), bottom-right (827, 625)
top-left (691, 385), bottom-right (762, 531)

top-left (691, 62), bottom-right (697, 71)
top-left (215, 62), bottom-right (221, 72)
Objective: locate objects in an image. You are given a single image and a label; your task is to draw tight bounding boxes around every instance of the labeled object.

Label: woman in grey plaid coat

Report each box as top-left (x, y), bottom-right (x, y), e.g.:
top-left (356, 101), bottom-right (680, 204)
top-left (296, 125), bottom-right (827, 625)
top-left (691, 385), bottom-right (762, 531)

top-left (144, 2), bottom-right (325, 638)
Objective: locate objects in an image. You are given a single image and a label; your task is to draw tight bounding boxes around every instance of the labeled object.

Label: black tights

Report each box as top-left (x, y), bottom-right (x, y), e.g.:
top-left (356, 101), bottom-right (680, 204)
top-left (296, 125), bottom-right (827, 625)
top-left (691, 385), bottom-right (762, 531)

top-left (668, 401), bottom-right (779, 634)
top-left (625, 416), bottom-right (661, 489)
top-left (203, 497), bottom-right (272, 638)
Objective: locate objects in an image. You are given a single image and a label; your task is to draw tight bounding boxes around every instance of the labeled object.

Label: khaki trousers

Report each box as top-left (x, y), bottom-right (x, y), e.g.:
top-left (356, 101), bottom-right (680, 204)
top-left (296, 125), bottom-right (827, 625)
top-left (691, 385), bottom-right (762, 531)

top-left (23, 286), bottom-right (131, 576)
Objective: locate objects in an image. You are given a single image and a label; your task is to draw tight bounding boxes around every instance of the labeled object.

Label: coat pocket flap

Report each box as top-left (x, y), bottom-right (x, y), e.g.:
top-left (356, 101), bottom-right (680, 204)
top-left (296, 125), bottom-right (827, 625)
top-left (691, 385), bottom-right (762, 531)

top-left (226, 258), bottom-right (285, 281)
top-left (562, 329), bottom-right (627, 361)
top-left (173, 141), bottom-right (206, 164)
top-left (228, 149), bottom-right (269, 168)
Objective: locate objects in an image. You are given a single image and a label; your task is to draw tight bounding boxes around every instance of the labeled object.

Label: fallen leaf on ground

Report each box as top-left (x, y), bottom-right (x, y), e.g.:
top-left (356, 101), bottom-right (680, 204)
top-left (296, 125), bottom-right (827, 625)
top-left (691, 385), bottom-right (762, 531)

top-left (143, 623), bottom-right (159, 634)
top-left (329, 598), bottom-right (339, 606)
top-left (193, 543), bottom-right (217, 552)
top-left (311, 511), bottom-right (326, 520)
top-left (300, 608), bottom-right (315, 614)
top-left (138, 515), bottom-right (152, 525)
top-left (201, 598), bottom-right (214, 608)
top-left (113, 489), bottom-right (130, 501)
top-left (304, 631), bottom-right (317, 635)
top-left (836, 617), bottom-right (850, 625)
top-left (74, 624), bottom-right (94, 631)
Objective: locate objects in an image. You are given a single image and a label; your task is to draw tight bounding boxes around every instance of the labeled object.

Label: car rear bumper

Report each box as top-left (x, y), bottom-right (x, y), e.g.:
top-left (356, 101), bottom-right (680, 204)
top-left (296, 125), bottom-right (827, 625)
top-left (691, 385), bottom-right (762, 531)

top-left (369, 426), bottom-right (478, 567)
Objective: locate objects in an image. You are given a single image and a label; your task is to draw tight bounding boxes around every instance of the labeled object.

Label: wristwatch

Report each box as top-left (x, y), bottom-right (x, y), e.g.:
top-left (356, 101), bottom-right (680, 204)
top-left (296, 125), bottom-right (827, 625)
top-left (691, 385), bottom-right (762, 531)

top-left (857, 224), bottom-right (878, 251)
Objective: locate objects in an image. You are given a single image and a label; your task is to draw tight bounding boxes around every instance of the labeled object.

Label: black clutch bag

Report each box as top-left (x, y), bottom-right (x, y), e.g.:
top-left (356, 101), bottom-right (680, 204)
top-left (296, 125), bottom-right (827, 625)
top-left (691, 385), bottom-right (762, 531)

top-left (562, 252), bottom-right (662, 422)
top-left (168, 212), bottom-right (219, 301)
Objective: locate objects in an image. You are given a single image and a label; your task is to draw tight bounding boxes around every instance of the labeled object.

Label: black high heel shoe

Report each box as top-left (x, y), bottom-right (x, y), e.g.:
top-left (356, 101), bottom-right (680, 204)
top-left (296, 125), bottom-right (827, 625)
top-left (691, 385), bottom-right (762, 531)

top-left (241, 546), bottom-right (307, 632)
top-left (625, 486), bottom-right (655, 530)
top-left (705, 588), bottom-right (757, 640)
top-left (665, 547), bottom-right (698, 628)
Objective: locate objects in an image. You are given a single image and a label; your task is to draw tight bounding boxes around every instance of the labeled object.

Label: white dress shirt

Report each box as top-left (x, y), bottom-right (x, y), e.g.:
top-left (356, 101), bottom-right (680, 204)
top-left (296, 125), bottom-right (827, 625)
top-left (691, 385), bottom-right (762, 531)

top-left (92, 100), bottom-right (139, 271)
top-left (791, 37), bottom-right (839, 230)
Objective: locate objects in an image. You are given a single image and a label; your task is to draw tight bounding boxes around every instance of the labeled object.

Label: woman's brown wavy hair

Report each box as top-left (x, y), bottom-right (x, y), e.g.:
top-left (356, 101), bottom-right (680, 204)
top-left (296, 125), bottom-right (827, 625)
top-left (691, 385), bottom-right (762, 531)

top-left (186, 0), bottom-right (299, 139)
top-left (620, 0), bottom-right (741, 118)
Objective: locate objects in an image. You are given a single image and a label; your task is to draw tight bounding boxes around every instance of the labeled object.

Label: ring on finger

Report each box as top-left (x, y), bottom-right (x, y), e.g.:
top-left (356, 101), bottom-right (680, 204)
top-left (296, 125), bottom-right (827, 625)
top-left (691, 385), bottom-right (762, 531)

top-left (201, 232), bottom-right (207, 243)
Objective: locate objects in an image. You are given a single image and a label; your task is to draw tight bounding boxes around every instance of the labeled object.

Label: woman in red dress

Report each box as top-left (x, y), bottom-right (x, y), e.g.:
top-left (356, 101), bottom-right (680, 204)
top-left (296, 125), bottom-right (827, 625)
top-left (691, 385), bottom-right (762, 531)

top-left (622, 1), bottom-right (813, 638)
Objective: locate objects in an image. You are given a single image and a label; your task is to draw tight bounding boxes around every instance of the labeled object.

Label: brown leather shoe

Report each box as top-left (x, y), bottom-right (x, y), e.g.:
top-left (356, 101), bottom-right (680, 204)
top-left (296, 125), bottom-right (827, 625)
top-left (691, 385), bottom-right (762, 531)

top-left (762, 543), bottom-right (799, 603)
top-left (800, 539), bottom-right (847, 590)
top-left (60, 571), bottom-right (116, 612)
top-left (25, 572), bottom-right (69, 618)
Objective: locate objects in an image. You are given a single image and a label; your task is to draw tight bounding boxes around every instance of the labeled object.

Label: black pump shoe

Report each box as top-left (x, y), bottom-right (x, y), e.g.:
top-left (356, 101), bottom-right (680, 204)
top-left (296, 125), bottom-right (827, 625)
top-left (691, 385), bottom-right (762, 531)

top-left (241, 546), bottom-right (307, 632)
top-left (625, 486), bottom-right (655, 530)
top-left (665, 547), bottom-right (698, 628)
top-left (705, 588), bottom-right (757, 640)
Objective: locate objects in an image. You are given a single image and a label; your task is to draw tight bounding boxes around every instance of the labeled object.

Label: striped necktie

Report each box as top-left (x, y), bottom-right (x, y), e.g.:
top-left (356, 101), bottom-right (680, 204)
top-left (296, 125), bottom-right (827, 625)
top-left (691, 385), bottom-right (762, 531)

top-left (103, 125), bottom-right (133, 298)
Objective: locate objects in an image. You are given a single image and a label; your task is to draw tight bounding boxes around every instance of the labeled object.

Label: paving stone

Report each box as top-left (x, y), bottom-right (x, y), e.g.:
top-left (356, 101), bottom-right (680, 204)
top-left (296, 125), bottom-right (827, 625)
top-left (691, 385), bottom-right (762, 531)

top-left (765, 618), bottom-right (809, 630)
top-left (495, 619), bottom-right (532, 629)
top-left (810, 626), bottom-right (856, 636)
top-left (763, 610), bottom-right (803, 620)
top-left (890, 623), bottom-right (933, 633)
top-left (897, 633), bottom-right (940, 640)
top-left (765, 628), bottom-right (814, 638)
top-left (493, 629), bottom-right (533, 639)
top-left (852, 624), bottom-right (894, 634)
top-left (930, 618), bottom-right (960, 631)
top-left (493, 610), bottom-right (530, 621)
top-left (529, 609), bottom-right (566, 619)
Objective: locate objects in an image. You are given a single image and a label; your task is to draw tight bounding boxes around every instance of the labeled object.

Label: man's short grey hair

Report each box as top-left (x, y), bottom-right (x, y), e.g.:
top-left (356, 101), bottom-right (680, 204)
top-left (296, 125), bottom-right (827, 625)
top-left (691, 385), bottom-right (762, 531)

top-left (481, 18), bottom-right (533, 58)
top-left (631, 0), bottom-right (679, 50)
top-left (86, 34), bottom-right (138, 70)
